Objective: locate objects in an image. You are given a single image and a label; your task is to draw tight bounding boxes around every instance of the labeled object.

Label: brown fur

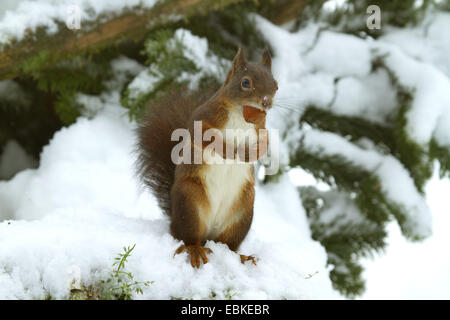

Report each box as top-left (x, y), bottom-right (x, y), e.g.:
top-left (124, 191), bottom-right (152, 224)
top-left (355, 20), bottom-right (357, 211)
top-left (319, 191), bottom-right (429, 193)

top-left (137, 47), bottom-right (277, 267)
top-left (136, 85), bottom-right (217, 215)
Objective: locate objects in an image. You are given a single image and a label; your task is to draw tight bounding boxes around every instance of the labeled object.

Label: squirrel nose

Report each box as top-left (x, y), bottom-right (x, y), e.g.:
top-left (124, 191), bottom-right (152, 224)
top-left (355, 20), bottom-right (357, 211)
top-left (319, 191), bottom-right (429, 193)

top-left (262, 96), bottom-right (272, 109)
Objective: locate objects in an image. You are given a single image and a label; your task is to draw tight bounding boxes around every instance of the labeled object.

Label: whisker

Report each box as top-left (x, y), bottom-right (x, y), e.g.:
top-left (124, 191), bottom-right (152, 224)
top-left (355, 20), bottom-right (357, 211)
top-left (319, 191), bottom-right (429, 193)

top-left (274, 106), bottom-right (293, 114)
top-left (273, 107), bottom-right (289, 118)
top-left (274, 100), bottom-right (306, 108)
top-left (273, 104), bottom-right (305, 114)
top-left (274, 97), bottom-right (301, 103)
top-left (276, 104), bottom-right (306, 110)
top-left (274, 97), bottom-right (297, 101)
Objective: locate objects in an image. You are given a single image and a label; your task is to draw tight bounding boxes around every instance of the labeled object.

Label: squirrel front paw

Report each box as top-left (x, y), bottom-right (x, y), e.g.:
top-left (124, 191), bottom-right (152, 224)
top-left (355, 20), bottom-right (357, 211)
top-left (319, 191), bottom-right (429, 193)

top-left (174, 245), bottom-right (213, 268)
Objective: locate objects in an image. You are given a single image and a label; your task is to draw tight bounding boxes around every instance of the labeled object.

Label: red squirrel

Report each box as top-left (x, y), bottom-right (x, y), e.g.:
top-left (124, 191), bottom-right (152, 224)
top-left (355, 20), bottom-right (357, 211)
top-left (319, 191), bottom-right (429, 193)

top-left (137, 47), bottom-right (278, 268)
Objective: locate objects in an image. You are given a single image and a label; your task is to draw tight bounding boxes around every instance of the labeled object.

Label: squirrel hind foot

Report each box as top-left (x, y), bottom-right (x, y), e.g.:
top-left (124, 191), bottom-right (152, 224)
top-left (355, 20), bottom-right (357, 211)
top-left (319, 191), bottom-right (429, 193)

top-left (239, 254), bottom-right (258, 266)
top-left (174, 245), bottom-right (213, 268)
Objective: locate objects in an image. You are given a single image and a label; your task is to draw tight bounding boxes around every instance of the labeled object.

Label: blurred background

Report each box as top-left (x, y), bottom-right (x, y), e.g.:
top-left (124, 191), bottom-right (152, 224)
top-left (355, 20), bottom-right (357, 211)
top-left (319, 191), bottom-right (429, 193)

top-left (0, 0), bottom-right (449, 299)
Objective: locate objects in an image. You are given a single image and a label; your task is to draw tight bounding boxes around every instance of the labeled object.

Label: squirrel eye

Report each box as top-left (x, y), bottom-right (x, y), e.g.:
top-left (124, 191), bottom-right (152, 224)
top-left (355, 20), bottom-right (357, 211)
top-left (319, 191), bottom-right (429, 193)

top-left (241, 77), bottom-right (251, 90)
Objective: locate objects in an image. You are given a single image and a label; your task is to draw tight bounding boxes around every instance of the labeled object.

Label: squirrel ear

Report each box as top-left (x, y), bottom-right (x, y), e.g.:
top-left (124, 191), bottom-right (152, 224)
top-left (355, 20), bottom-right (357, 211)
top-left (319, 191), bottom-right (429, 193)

top-left (225, 47), bottom-right (246, 85)
top-left (261, 47), bottom-right (272, 70)
top-left (232, 46), bottom-right (246, 71)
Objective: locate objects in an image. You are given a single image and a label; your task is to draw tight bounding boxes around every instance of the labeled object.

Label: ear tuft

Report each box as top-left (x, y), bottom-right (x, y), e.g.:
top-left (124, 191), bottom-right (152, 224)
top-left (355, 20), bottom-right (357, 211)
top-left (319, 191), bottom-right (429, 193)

top-left (232, 46), bottom-right (246, 71)
top-left (261, 47), bottom-right (272, 70)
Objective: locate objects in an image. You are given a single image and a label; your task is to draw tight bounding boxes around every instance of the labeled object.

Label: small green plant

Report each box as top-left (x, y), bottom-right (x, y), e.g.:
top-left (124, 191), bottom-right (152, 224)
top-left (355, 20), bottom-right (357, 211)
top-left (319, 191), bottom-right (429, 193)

top-left (100, 244), bottom-right (153, 300)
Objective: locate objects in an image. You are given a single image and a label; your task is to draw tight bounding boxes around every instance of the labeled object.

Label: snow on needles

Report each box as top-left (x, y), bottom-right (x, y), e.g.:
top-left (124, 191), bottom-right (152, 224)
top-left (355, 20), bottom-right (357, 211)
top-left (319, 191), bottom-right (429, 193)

top-left (174, 29), bottom-right (231, 89)
top-left (373, 42), bottom-right (450, 147)
top-left (0, 0), bottom-right (158, 45)
top-left (126, 29), bottom-right (230, 100)
top-left (256, 13), bottom-right (450, 149)
top-left (252, 14), bottom-right (450, 240)
top-left (301, 128), bottom-right (432, 239)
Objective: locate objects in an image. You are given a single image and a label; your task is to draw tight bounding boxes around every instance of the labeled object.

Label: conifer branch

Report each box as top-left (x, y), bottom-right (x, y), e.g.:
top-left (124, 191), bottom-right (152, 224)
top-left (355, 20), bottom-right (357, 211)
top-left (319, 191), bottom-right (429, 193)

top-left (0, 0), bottom-right (245, 80)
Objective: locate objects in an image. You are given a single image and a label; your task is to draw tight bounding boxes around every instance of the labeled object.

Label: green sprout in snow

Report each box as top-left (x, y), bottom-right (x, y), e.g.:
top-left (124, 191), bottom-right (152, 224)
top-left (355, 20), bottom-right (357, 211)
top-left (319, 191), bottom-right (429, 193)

top-left (100, 244), bottom-right (153, 300)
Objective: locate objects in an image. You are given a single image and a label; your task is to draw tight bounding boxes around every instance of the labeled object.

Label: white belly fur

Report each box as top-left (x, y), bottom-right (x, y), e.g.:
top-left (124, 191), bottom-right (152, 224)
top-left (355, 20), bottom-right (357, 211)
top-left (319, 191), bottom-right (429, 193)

top-left (203, 162), bottom-right (252, 239)
top-left (202, 107), bottom-right (256, 239)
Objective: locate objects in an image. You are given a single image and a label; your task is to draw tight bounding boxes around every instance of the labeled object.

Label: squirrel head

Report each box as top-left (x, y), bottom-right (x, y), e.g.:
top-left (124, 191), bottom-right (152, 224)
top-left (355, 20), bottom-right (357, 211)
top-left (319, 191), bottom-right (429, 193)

top-left (222, 47), bottom-right (278, 111)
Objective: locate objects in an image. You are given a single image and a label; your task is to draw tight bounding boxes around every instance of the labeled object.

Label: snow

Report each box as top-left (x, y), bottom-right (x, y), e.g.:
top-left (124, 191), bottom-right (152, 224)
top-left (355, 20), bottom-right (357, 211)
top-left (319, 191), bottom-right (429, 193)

top-left (374, 42), bottom-right (450, 146)
top-left (251, 14), bottom-right (309, 82)
top-left (331, 69), bottom-right (397, 123)
top-left (1, 1), bottom-right (450, 300)
top-left (0, 0), bottom-right (158, 45)
top-left (304, 31), bottom-right (372, 78)
top-left (0, 48), bottom-right (337, 298)
top-left (77, 55), bottom-right (146, 117)
top-left (252, 13), bottom-right (450, 242)
top-left (0, 140), bottom-right (37, 181)
top-left (257, 9), bottom-right (450, 298)
top-left (173, 29), bottom-right (230, 89)
top-left (0, 0), bottom-right (19, 19)
top-left (312, 188), bottom-right (380, 239)
top-left (125, 29), bottom-right (230, 102)
top-left (381, 12), bottom-right (450, 79)
top-left (362, 167), bottom-right (450, 299)
top-left (299, 128), bottom-right (432, 239)
top-left (0, 79), bottom-right (28, 103)
top-left (126, 67), bottom-right (161, 100)
top-left (256, 13), bottom-right (450, 149)
top-left (109, 56), bottom-right (145, 87)
top-left (0, 96), bottom-right (338, 300)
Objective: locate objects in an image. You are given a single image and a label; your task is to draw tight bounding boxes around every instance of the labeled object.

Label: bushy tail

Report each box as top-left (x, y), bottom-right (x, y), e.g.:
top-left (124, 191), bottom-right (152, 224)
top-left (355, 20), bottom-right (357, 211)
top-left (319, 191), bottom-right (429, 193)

top-left (136, 86), bottom-right (216, 215)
